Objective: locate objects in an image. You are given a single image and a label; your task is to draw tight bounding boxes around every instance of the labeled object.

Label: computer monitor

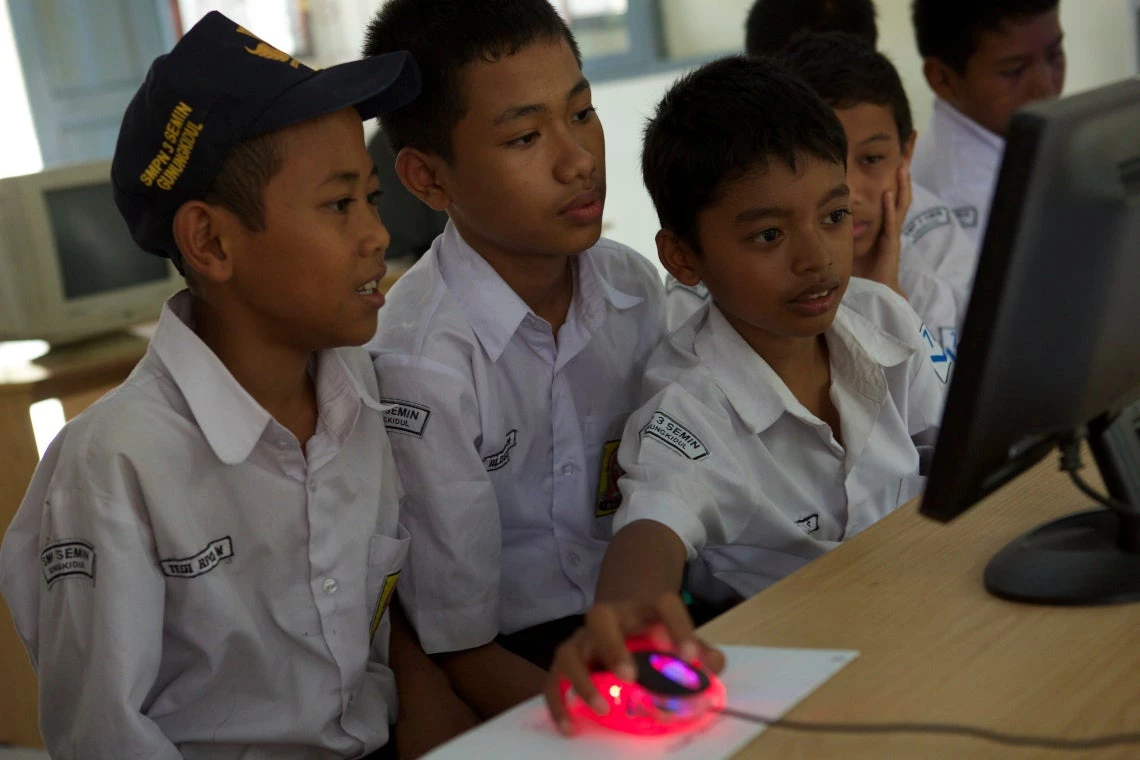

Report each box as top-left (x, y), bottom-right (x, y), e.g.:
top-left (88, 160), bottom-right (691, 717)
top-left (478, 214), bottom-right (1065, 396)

top-left (0, 160), bottom-right (181, 345)
top-left (919, 77), bottom-right (1140, 605)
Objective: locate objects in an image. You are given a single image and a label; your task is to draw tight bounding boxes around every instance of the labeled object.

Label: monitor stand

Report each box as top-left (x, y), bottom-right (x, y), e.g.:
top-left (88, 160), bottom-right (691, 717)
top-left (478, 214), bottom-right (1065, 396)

top-left (983, 405), bottom-right (1140, 605)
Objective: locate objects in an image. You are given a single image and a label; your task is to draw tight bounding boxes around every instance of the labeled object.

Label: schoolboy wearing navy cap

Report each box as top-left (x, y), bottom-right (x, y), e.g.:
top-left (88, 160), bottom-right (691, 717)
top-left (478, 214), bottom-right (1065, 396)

top-left (0, 12), bottom-right (475, 759)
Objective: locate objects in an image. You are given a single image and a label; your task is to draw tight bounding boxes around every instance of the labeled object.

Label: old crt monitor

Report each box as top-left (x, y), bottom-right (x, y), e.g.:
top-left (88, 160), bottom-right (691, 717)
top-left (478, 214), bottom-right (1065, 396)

top-left (920, 78), bottom-right (1140, 605)
top-left (0, 160), bottom-right (180, 345)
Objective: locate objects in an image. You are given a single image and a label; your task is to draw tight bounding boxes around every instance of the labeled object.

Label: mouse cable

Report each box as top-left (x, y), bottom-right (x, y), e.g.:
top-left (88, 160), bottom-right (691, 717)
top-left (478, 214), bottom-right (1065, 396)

top-left (715, 708), bottom-right (1140, 750)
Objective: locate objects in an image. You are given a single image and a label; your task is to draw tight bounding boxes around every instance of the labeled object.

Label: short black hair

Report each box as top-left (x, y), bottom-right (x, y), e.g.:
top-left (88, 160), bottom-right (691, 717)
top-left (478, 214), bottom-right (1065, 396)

top-left (912, 0), bottom-right (1060, 73)
top-left (780, 32), bottom-right (913, 145)
top-left (642, 56), bottom-right (847, 253)
top-left (745, 0), bottom-right (877, 57)
top-left (362, 0), bottom-right (580, 162)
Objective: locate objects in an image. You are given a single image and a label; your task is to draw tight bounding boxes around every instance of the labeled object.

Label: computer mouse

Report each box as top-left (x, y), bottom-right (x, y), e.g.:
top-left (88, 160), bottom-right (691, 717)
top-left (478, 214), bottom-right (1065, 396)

top-left (565, 636), bottom-right (726, 736)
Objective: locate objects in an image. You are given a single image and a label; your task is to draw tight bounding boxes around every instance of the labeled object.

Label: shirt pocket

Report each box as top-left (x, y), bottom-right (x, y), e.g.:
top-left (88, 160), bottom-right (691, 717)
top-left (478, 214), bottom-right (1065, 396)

top-left (584, 410), bottom-right (633, 540)
top-left (366, 523), bottom-right (410, 645)
top-left (847, 474), bottom-right (926, 537)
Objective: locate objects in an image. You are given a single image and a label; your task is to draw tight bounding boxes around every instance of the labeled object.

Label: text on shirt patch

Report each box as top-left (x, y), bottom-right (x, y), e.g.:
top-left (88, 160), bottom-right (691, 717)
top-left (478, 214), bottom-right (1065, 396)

top-left (595, 439), bottom-right (624, 516)
top-left (796, 514), bottom-right (821, 534)
top-left (380, 398), bottom-right (432, 438)
top-left (41, 540), bottom-right (96, 587)
top-left (952, 206), bottom-right (978, 228)
top-left (903, 206), bottom-right (952, 243)
top-left (160, 537), bottom-right (234, 579)
top-left (641, 411), bottom-right (709, 461)
top-left (483, 429), bottom-right (518, 471)
top-left (920, 323), bottom-right (952, 384)
top-left (370, 571), bottom-right (401, 642)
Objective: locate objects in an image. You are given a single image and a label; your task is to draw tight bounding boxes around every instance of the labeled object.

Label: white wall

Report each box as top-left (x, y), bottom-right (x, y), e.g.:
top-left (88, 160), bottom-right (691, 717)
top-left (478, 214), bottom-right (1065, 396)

top-left (0, 0), bottom-right (42, 178)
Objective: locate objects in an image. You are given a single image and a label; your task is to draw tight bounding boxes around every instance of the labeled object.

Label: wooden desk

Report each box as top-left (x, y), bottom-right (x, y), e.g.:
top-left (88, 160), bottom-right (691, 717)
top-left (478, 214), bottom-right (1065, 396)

top-left (701, 452), bottom-right (1140, 759)
top-left (0, 330), bottom-right (150, 747)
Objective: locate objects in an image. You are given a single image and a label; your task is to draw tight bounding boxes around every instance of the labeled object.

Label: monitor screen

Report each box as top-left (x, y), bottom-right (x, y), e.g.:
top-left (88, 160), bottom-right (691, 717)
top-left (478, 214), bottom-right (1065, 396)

top-left (44, 182), bottom-right (167, 300)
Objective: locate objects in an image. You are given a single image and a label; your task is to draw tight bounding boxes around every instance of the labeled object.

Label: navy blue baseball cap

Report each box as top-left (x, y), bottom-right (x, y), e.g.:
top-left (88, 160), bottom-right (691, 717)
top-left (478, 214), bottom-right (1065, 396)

top-left (111, 11), bottom-right (421, 265)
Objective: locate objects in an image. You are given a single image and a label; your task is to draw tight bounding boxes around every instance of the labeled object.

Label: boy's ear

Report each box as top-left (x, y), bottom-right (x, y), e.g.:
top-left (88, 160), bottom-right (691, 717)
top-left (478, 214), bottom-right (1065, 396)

top-left (171, 201), bottom-right (236, 285)
top-left (922, 57), bottom-right (961, 103)
top-left (395, 147), bottom-right (452, 212)
top-left (656, 229), bottom-right (702, 286)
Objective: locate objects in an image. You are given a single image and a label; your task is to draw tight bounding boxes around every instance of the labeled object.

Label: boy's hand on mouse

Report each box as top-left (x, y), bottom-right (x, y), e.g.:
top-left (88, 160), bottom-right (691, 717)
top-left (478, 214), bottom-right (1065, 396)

top-left (543, 592), bottom-right (725, 735)
top-left (864, 160), bottom-right (912, 298)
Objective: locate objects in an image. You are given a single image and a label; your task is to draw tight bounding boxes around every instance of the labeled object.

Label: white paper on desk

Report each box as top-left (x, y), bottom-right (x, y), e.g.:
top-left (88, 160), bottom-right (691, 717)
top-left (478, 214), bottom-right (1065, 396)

top-left (424, 646), bottom-right (858, 760)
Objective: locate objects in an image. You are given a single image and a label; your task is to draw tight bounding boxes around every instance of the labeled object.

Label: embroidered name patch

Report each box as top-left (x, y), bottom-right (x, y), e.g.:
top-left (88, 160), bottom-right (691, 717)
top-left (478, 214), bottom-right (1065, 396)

top-left (41, 540), bottom-right (96, 587)
top-left (484, 429), bottom-right (518, 471)
top-left (796, 514), bottom-right (821, 534)
top-left (641, 412), bottom-right (709, 461)
top-left (370, 571), bottom-right (401, 642)
top-left (595, 439), bottom-right (624, 517)
top-left (952, 206), bottom-right (978, 228)
top-left (381, 398), bottom-right (431, 438)
top-left (161, 537), bottom-right (234, 579)
top-left (903, 206), bottom-right (952, 243)
top-left (920, 323), bottom-right (952, 384)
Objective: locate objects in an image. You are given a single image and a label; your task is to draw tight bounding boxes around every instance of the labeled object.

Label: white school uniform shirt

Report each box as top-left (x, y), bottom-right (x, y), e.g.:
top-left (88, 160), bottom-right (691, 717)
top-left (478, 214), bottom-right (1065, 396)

top-left (0, 291), bottom-right (408, 760)
top-left (666, 185), bottom-right (975, 357)
top-left (368, 222), bottom-right (666, 653)
top-left (614, 277), bottom-right (948, 605)
top-left (912, 97), bottom-right (1005, 249)
top-left (899, 181), bottom-right (979, 356)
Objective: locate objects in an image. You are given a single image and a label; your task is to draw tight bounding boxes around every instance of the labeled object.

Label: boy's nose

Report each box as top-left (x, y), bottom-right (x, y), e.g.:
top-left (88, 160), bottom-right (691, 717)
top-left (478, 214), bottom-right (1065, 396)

top-left (364, 215), bottom-right (392, 261)
top-left (1026, 60), bottom-right (1060, 100)
top-left (793, 233), bottom-right (831, 274)
top-left (555, 130), bottom-right (598, 183)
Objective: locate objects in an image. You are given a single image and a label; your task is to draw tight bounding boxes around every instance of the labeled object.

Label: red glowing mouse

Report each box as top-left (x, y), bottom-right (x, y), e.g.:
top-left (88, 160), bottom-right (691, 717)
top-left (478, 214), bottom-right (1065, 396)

top-left (563, 635), bottom-right (726, 736)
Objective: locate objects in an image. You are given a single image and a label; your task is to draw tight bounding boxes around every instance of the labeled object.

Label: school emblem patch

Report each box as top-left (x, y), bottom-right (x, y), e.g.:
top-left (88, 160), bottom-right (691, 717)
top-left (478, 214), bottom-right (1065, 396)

top-left (595, 440), bottom-right (624, 517)
top-left (641, 411), bottom-right (709, 461)
top-left (952, 206), bottom-right (978, 228)
top-left (796, 514), bottom-right (821, 534)
top-left (160, 537), bottom-right (234, 579)
top-left (381, 398), bottom-right (431, 437)
top-left (903, 206), bottom-right (952, 243)
top-left (370, 571), bottom-right (401, 642)
top-left (483, 429), bottom-right (518, 472)
top-left (920, 323), bottom-right (953, 384)
top-left (41, 539), bottom-right (96, 588)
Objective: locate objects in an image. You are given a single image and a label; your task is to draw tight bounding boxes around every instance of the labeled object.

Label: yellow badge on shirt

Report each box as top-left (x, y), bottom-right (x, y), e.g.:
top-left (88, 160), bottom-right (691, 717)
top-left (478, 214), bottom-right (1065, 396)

top-left (370, 572), bottom-right (401, 642)
top-left (595, 440), bottom-right (624, 517)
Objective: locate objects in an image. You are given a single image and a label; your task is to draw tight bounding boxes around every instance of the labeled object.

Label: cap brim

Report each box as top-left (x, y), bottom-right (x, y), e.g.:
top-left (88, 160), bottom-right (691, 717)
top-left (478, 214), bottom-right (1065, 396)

top-left (247, 50), bottom-right (421, 136)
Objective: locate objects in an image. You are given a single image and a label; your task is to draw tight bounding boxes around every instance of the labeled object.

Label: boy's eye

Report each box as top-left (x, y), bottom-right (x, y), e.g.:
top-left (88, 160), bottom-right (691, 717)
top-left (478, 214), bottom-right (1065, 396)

top-left (572, 106), bottom-right (597, 124)
top-left (366, 190), bottom-right (383, 208)
top-left (506, 132), bottom-right (539, 148)
top-left (328, 198), bottom-right (353, 213)
top-left (825, 208), bottom-right (852, 225)
top-left (1000, 66), bottom-right (1026, 79)
top-left (859, 155), bottom-right (884, 166)
top-left (750, 228), bottom-right (782, 244)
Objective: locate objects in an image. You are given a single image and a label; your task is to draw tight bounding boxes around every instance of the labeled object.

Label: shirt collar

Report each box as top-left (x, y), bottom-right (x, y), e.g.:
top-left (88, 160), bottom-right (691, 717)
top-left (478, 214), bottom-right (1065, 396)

top-left (435, 221), bottom-right (643, 362)
top-left (695, 296), bottom-right (914, 435)
top-left (933, 97), bottom-right (1006, 155)
top-left (151, 291), bottom-right (379, 465)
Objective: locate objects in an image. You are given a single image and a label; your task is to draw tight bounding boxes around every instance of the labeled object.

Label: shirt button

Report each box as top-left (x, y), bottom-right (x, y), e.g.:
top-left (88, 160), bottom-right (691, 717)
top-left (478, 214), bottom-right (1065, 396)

top-left (568, 552), bottom-right (581, 567)
top-left (322, 578), bottom-right (339, 595)
top-left (561, 464), bottom-right (574, 476)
